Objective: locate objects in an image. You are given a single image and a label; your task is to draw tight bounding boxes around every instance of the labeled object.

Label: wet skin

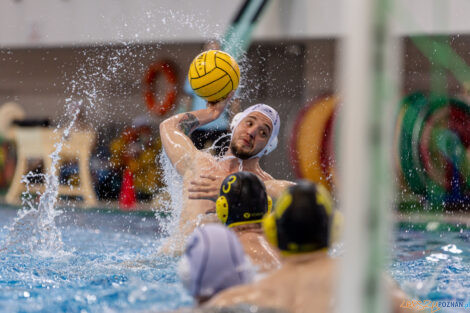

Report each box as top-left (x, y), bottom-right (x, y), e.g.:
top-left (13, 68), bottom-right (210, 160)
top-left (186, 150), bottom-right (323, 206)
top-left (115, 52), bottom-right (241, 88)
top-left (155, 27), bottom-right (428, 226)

top-left (159, 95), bottom-right (293, 254)
top-left (207, 251), bottom-right (337, 313)
top-left (208, 252), bottom-right (408, 313)
top-left (232, 224), bottom-right (281, 273)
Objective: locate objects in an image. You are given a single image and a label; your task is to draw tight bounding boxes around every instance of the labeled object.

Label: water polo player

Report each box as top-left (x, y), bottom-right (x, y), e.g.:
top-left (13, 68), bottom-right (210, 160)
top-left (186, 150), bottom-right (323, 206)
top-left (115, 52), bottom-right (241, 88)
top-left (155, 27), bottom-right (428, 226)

top-left (208, 180), bottom-right (338, 312)
top-left (215, 171), bottom-right (281, 272)
top-left (208, 181), bottom-right (407, 313)
top-left (159, 94), bottom-right (294, 253)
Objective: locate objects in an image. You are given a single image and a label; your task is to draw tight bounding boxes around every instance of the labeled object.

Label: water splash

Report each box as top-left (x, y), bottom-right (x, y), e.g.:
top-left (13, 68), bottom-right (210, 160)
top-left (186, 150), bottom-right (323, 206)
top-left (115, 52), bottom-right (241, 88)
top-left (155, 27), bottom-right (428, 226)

top-left (203, 133), bottom-right (232, 157)
top-left (155, 151), bottom-right (184, 239)
top-left (0, 37), bottom-right (162, 254)
top-left (1, 106), bottom-right (82, 254)
top-left (0, 4), bottom-right (255, 255)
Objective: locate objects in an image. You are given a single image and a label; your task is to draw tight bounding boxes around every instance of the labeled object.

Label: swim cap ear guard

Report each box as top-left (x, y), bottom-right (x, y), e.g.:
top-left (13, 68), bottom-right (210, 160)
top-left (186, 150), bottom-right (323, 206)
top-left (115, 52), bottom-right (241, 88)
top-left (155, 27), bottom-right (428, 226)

top-left (216, 172), bottom-right (271, 227)
top-left (216, 195), bottom-right (229, 224)
top-left (230, 104), bottom-right (280, 159)
top-left (262, 189), bottom-right (293, 250)
top-left (262, 181), bottom-right (337, 255)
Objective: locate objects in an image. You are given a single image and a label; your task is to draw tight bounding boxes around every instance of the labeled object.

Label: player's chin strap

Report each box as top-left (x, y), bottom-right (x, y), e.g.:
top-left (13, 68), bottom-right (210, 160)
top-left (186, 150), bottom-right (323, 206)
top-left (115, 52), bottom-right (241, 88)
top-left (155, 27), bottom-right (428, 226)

top-left (230, 104), bottom-right (280, 159)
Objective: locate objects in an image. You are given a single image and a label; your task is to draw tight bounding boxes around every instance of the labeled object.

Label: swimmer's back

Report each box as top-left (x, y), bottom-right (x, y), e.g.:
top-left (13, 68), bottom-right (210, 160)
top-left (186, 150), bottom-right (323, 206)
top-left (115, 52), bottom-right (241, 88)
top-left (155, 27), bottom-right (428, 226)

top-left (207, 253), bottom-right (336, 313)
top-left (237, 230), bottom-right (281, 273)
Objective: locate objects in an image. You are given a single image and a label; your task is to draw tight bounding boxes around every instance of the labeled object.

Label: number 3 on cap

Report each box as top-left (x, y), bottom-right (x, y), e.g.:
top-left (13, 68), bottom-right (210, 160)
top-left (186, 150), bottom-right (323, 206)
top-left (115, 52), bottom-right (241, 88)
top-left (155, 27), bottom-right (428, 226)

top-left (222, 175), bottom-right (237, 193)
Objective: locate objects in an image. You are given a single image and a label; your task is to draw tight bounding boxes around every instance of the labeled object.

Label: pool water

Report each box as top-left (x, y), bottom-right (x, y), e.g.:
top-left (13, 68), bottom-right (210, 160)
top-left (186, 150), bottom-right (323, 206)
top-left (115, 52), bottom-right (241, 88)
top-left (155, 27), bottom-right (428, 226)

top-left (0, 207), bottom-right (469, 313)
top-left (390, 222), bottom-right (470, 313)
top-left (0, 208), bottom-right (193, 313)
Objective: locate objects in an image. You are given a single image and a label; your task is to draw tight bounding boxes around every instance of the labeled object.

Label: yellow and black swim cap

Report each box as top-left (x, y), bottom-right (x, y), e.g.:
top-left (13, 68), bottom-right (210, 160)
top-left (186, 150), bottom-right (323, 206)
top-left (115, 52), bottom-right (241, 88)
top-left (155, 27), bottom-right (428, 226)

top-left (216, 171), bottom-right (272, 227)
top-left (263, 180), bottom-right (334, 254)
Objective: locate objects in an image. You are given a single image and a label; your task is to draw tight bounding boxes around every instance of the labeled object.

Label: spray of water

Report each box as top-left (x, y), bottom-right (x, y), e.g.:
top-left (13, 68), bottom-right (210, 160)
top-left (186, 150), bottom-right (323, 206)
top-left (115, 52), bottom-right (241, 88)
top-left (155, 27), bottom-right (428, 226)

top-left (0, 5), bottom-right (259, 256)
top-left (155, 151), bottom-right (184, 238)
top-left (0, 46), bottom-right (144, 254)
top-left (1, 105), bottom-right (81, 254)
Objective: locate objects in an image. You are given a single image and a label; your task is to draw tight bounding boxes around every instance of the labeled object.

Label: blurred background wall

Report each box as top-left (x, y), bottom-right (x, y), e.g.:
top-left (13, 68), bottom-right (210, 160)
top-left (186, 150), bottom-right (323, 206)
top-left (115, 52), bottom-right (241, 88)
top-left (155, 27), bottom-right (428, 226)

top-left (1, 0), bottom-right (470, 182)
top-left (3, 0), bottom-right (470, 47)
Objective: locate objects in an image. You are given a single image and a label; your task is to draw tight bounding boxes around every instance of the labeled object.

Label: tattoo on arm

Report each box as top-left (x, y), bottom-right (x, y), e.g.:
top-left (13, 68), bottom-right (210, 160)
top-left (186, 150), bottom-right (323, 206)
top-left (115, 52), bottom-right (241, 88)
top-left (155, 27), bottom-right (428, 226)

top-left (178, 113), bottom-right (200, 135)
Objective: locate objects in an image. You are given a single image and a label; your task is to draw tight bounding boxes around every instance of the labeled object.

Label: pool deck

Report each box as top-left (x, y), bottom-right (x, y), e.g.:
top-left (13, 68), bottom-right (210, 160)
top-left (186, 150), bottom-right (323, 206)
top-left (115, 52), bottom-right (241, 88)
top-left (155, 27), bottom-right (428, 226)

top-left (396, 212), bottom-right (470, 228)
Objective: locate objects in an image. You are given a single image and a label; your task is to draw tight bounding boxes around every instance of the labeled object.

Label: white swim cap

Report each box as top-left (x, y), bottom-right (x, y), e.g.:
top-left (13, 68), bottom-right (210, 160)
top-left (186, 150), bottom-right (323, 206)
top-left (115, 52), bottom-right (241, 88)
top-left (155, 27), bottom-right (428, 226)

top-left (178, 224), bottom-right (254, 299)
top-left (230, 104), bottom-right (280, 159)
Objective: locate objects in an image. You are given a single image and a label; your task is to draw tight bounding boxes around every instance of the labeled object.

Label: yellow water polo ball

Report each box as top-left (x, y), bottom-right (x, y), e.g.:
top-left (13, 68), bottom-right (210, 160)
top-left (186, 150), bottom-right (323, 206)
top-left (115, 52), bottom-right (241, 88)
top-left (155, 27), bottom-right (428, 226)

top-left (188, 50), bottom-right (240, 103)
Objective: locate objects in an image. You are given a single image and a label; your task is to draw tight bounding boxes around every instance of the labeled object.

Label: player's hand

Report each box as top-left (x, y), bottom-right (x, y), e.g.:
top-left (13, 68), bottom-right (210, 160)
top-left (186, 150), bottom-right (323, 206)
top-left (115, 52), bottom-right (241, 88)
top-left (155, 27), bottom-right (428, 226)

top-left (207, 91), bottom-right (235, 118)
top-left (188, 174), bottom-right (224, 202)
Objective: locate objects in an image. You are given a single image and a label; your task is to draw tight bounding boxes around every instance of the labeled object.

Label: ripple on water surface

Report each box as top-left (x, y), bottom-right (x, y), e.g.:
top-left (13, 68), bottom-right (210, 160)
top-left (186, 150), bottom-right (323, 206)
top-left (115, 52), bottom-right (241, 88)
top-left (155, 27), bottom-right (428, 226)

top-left (0, 208), bottom-right (193, 313)
top-left (390, 223), bottom-right (470, 313)
top-left (1, 208), bottom-right (470, 313)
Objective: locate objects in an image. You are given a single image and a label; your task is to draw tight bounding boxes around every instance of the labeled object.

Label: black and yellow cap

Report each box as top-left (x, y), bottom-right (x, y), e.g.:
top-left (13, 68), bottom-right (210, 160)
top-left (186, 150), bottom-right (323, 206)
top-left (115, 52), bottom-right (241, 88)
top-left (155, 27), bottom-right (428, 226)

top-left (216, 172), bottom-right (272, 228)
top-left (263, 180), bottom-right (335, 254)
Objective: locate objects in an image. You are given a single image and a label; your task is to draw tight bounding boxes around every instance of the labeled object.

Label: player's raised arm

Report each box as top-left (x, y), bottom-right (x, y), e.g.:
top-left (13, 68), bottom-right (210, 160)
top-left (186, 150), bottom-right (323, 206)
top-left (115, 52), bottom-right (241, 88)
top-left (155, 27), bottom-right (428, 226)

top-left (160, 49), bottom-right (239, 176)
top-left (159, 93), bottom-right (234, 175)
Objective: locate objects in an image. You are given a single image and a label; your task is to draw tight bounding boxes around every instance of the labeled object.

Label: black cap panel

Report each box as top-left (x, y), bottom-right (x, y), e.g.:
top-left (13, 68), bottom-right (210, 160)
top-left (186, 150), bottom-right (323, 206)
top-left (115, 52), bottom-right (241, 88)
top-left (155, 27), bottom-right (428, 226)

top-left (275, 181), bottom-right (331, 253)
top-left (218, 172), bottom-right (268, 226)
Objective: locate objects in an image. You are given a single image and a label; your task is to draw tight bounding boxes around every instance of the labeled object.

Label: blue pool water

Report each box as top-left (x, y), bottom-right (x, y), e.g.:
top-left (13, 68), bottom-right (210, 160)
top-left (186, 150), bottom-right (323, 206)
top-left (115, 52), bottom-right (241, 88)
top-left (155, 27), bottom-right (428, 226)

top-left (0, 207), bottom-right (469, 313)
top-left (390, 222), bottom-right (470, 313)
top-left (0, 208), bottom-right (193, 313)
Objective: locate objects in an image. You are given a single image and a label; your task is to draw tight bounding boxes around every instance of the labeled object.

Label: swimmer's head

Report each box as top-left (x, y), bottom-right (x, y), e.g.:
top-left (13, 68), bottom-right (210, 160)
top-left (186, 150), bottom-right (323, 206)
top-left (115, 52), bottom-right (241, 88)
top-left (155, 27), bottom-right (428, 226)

top-left (262, 180), bottom-right (334, 255)
top-left (177, 224), bottom-right (254, 303)
top-left (230, 104), bottom-right (280, 159)
top-left (216, 172), bottom-right (272, 228)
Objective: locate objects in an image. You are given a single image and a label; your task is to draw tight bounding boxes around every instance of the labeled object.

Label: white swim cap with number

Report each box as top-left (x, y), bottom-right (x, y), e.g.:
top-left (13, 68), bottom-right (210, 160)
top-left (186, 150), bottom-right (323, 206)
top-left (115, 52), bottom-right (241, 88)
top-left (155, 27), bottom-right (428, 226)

top-left (230, 104), bottom-right (280, 159)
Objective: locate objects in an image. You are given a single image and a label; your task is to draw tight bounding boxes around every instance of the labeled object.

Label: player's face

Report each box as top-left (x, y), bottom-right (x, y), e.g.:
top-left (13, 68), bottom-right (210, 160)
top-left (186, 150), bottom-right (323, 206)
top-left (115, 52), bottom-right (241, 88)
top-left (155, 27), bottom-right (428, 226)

top-left (230, 112), bottom-right (273, 159)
